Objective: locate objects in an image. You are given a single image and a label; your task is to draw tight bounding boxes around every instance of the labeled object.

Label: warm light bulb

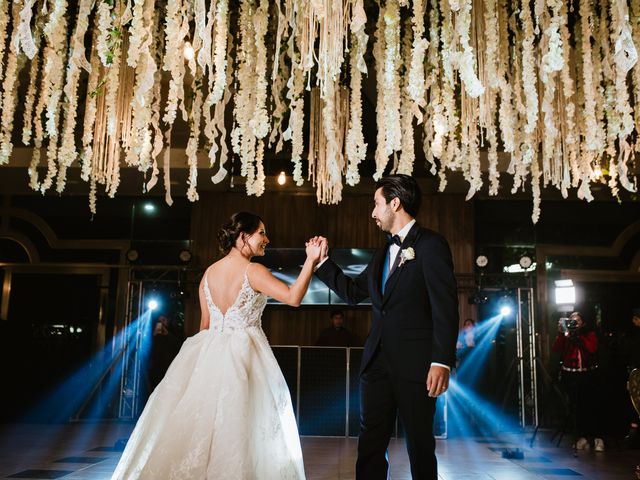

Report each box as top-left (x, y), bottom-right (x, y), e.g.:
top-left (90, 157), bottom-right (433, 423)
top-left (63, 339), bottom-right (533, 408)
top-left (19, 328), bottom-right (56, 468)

top-left (593, 166), bottom-right (602, 179)
top-left (277, 171), bottom-right (286, 185)
top-left (183, 41), bottom-right (195, 61)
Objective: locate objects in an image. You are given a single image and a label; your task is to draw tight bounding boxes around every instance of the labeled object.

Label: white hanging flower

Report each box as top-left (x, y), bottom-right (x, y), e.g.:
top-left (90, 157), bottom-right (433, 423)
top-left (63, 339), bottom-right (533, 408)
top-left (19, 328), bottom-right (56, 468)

top-left (541, 1), bottom-right (564, 79)
top-left (398, 17), bottom-right (415, 175)
top-left (249, 0), bottom-right (269, 141)
top-left (22, 47), bottom-right (41, 147)
top-left (520, 0), bottom-right (538, 135)
top-left (452, 0), bottom-right (484, 98)
top-left (0, 2), bottom-right (27, 166)
top-left (186, 73), bottom-right (203, 202)
top-left (406, 0), bottom-right (428, 117)
top-left (530, 156), bottom-right (542, 223)
top-left (209, 0), bottom-right (228, 105)
top-left (105, 31), bottom-right (122, 138)
top-left (96, 1), bottom-right (114, 66)
top-left (126, 0), bottom-right (158, 173)
top-left (127, 0), bottom-right (147, 68)
top-left (0, 1), bottom-right (10, 86)
top-left (579, 0), bottom-right (601, 152)
top-left (288, 67), bottom-right (305, 186)
top-left (16, 0), bottom-right (37, 59)
top-left (267, 2), bottom-right (289, 155)
top-left (80, 32), bottom-right (102, 183)
top-left (346, 30), bottom-right (368, 186)
top-left (373, 3), bottom-right (388, 180)
top-left (57, 0), bottom-right (94, 193)
top-left (162, 0), bottom-right (187, 125)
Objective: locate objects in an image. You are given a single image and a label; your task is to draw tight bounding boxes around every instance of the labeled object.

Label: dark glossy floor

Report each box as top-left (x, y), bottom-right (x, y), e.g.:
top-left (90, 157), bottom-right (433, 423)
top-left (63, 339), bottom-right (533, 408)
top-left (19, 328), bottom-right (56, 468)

top-left (0, 423), bottom-right (638, 479)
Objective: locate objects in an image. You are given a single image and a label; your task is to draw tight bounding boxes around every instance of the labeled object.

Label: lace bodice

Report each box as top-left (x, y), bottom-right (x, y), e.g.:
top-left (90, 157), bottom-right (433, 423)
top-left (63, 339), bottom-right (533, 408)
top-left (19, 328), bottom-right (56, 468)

top-left (203, 269), bottom-right (267, 332)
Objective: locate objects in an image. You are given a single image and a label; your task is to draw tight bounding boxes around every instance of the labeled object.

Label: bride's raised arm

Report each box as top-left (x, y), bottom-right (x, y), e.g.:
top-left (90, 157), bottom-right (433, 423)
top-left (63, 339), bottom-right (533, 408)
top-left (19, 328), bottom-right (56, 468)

top-left (248, 239), bottom-right (323, 307)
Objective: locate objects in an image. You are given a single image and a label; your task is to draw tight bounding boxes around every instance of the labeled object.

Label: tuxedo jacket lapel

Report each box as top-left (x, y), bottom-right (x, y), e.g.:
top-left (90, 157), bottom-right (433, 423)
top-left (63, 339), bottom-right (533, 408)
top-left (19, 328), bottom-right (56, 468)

top-left (382, 223), bottom-right (420, 305)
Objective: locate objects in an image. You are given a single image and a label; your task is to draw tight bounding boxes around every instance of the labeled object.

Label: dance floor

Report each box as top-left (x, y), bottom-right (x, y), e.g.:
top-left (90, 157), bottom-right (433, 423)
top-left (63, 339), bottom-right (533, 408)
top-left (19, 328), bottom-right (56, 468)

top-left (0, 423), bottom-right (638, 479)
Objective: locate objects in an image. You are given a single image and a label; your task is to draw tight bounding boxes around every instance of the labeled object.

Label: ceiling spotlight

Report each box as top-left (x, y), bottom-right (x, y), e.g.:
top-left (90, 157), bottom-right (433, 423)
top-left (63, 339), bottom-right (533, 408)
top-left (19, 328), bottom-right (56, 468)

top-left (178, 249), bottom-right (192, 263)
top-left (277, 171), bottom-right (286, 185)
top-left (126, 249), bottom-right (139, 262)
top-left (475, 255), bottom-right (488, 268)
top-left (183, 41), bottom-right (195, 61)
top-left (500, 305), bottom-right (512, 316)
top-left (148, 299), bottom-right (159, 311)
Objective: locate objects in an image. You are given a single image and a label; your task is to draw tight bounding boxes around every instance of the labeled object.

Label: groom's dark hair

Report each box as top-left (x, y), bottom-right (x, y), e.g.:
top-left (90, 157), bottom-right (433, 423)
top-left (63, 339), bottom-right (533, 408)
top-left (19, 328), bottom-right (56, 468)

top-left (376, 174), bottom-right (422, 218)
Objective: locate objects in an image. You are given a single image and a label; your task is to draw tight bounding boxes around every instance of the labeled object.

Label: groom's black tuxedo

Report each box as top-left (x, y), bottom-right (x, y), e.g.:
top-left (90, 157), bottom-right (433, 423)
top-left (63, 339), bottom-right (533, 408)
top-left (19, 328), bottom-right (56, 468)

top-left (316, 222), bottom-right (459, 479)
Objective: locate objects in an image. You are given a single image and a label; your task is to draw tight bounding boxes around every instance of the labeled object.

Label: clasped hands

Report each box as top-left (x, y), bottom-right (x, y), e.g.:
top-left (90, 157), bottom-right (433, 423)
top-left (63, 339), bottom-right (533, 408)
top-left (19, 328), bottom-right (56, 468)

top-left (305, 236), bottom-right (329, 264)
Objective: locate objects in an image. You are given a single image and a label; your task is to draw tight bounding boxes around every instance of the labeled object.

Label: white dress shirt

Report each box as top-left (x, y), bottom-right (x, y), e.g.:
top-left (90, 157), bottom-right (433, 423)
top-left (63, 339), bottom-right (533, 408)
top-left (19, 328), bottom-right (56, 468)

top-left (387, 219), bottom-right (416, 271)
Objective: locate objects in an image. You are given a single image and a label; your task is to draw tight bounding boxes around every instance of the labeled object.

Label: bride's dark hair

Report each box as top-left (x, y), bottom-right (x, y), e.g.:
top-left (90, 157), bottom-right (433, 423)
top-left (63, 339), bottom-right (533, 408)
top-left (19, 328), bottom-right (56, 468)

top-left (218, 212), bottom-right (264, 254)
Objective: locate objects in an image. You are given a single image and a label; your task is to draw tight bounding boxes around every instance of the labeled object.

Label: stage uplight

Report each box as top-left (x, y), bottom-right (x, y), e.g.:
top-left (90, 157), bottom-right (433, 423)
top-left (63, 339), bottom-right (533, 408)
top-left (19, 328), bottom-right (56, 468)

top-left (147, 299), bottom-right (159, 311)
top-left (469, 291), bottom-right (488, 304)
top-left (178, 249), bottom-right (192, 263)
top-left (126, 249), bottom-right (139, 262)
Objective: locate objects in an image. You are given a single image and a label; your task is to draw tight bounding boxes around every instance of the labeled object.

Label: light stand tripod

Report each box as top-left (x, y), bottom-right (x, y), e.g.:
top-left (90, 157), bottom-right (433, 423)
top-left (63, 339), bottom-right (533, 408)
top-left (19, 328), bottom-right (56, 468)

top-left (529, 356), bottom-right (572, 447)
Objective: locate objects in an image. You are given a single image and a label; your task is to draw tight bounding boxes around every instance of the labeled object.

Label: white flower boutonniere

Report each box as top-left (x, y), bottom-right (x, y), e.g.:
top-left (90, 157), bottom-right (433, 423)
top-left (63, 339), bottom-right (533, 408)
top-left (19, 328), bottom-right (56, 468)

top-left (399, 247), bottom-right (415, 267)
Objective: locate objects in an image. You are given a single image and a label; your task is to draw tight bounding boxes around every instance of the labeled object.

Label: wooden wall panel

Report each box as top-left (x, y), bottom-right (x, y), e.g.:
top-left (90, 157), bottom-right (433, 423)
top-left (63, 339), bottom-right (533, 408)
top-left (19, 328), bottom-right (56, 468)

top-left (186, 191), bottom-right (475, 341)
top-left (261, 308), bottom-right (372, 346)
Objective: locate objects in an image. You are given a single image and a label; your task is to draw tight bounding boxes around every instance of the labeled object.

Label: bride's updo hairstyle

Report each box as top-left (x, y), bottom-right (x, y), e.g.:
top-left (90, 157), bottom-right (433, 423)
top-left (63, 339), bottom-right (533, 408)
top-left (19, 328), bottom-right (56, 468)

top-left (218, 212), bottom-right (264, 255)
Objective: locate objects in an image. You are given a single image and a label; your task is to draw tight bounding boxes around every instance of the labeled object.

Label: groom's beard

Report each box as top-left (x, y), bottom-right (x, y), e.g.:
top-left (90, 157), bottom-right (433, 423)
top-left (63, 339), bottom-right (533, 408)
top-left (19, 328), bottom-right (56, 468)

top-left (375, 217), bottom-right (392, 233)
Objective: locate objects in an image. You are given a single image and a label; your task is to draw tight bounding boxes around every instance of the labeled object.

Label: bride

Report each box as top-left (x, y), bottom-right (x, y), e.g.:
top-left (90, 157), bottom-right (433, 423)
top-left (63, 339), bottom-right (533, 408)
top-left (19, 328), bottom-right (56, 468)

top-left (112, 212), bottom-right (322, 479)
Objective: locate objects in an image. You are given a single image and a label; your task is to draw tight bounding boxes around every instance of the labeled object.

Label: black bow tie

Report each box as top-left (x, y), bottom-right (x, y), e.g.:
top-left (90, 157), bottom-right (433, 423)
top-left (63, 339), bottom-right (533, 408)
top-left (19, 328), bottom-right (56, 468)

top-left (386, 234), bottom-right (402, 247)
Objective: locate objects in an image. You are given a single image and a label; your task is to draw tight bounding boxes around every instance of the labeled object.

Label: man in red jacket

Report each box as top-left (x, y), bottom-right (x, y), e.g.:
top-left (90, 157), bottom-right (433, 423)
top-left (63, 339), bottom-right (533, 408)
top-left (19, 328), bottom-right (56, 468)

top-left (553, 311), bottom-right (604, 451)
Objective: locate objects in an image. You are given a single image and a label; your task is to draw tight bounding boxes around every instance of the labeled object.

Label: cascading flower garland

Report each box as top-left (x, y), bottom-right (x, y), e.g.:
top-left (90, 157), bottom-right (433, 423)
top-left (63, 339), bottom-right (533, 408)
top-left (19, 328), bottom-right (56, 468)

top-left (373, 2), bottom-right (388, 181)
top-left (0, 2), bottom-right (27, 166)
top-left (345, 0), bottom-right (368, 187)
top-left (0, 1), bottom-right (10, 91)
top-left (57, 0), bottom-right (93, 193)
top-left (0, 0), bottom-right (637, 222)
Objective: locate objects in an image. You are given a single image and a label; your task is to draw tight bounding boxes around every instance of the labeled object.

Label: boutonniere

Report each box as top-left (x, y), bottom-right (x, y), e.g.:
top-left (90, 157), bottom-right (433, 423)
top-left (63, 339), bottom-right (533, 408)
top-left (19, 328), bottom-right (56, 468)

top-left (398, 247), bottom-right (415, 267)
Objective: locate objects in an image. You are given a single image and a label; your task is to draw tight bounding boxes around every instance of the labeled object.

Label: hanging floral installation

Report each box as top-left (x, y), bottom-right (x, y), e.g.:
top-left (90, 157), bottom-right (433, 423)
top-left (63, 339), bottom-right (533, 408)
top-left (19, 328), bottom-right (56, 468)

top-left (0, 0), bottom-right (638, 221)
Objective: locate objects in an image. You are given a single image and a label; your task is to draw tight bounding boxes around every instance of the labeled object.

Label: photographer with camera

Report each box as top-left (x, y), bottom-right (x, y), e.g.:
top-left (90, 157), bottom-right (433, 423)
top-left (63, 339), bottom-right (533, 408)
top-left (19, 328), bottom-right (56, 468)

top-left (552, 311), bottom-right (605, 452)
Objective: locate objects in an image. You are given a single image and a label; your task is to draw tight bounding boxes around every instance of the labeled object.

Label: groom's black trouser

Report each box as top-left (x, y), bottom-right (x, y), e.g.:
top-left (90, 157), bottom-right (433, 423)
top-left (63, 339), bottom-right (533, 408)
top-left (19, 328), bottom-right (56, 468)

top-left (356, 345), bottom-right (437, 480)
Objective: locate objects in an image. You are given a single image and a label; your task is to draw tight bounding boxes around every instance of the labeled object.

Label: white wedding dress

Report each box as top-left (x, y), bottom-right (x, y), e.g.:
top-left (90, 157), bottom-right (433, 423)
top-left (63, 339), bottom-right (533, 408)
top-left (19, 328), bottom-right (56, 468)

top-left (112, 269), bottom-right (306, 479)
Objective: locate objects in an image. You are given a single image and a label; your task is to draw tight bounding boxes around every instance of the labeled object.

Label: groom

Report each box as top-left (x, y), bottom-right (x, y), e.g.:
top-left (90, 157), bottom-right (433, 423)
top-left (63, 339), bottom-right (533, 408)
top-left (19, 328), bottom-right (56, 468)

top-left (314, 174), bottom-right (459, 479)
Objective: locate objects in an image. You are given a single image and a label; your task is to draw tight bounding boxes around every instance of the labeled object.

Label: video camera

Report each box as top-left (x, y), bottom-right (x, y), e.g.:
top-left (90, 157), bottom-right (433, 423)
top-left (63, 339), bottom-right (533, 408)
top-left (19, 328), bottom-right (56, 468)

top-left (559, 317), bottom-right (579, 334)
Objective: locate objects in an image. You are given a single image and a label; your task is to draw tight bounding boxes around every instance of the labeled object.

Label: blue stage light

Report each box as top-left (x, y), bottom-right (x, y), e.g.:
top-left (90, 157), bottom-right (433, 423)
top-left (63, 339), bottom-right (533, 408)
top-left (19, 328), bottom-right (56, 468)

top-left (148, 299), bottom-right (159, 311)
top-left (500, 305), bottom-right (512, 316)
